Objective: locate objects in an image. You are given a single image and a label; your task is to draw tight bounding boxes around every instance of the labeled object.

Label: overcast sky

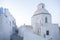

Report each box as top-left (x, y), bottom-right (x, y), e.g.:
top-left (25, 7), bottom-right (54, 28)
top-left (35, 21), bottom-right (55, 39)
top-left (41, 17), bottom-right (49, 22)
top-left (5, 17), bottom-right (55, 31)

top-left (0, 0), bottom-right (60, 27)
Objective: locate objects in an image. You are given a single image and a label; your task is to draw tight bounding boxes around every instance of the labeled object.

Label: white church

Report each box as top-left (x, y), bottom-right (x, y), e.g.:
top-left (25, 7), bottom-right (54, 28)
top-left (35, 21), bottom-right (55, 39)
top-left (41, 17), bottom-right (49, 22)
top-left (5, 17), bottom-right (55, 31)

top-left (18, 3), bottom-right (60, 40)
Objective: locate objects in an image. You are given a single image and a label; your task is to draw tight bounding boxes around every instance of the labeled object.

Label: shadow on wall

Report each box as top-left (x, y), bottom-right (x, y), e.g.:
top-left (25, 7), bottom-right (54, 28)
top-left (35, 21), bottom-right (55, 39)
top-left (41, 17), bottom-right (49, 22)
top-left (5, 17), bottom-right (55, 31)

top-left (10, 29), bottom-right (23, 40)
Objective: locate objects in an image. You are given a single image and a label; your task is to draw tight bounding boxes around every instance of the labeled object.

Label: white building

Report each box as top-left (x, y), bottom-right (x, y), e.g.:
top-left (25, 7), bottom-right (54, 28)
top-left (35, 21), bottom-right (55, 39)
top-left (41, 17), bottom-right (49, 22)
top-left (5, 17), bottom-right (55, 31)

top-left (0, 7), bottom-right (17, 40)
top-left (18, 3), bottom-right (60, 40)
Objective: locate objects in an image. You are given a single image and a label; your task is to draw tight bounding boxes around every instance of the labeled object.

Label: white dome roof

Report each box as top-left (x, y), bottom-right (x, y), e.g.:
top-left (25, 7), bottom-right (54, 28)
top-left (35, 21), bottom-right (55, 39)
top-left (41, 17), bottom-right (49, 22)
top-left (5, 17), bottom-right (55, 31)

top-left (33, 3), bottom-right (49, 16)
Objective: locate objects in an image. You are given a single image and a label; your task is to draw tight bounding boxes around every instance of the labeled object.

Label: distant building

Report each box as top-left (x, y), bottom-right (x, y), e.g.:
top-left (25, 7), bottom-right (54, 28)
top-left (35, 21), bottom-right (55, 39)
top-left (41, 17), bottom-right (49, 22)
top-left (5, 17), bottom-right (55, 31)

top-left (18, 3), bottom-right (60, 40)
top-left (0, 7), bottom-right (17, 40)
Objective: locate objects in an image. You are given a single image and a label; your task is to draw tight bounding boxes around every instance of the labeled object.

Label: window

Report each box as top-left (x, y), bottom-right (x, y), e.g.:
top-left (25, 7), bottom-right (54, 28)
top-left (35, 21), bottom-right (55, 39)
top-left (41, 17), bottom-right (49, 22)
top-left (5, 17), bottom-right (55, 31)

top-left (44, 34), bottom-right (46, 38)
top-left (4, 14), bottom-right (7, 17)
top-left (0, 8), bottom-right (3, 14)
top-left (46, 30), bottom-right (49, 35)
top-left (45, 17), bottom-right (47, 23)
top-left (42, 5), bottom-right (44, 8)
top-left (5, 15), bottom-right (7, 17)
top-left (10, 21), bottom-right (11, 26)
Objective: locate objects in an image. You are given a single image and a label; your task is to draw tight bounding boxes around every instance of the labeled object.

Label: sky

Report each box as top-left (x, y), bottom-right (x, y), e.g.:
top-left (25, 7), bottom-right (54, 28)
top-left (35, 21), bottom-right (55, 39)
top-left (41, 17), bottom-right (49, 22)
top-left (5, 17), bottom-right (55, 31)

top-left (0, 0), bottom-right (60, 27)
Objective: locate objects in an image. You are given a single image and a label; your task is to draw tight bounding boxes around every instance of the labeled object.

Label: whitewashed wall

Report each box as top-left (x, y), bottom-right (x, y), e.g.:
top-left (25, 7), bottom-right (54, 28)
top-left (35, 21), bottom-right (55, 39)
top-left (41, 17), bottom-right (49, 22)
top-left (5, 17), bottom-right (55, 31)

top-left (0, 8), bottom-right (16, 40)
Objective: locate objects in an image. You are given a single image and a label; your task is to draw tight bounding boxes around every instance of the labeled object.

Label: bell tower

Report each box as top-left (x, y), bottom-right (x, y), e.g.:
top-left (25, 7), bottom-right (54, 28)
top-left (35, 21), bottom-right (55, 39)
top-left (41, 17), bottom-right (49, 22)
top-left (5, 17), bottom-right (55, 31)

top-left (37, 3), bottom-right (45, 9)
top-left (31, 3), bottom-right (51, 36)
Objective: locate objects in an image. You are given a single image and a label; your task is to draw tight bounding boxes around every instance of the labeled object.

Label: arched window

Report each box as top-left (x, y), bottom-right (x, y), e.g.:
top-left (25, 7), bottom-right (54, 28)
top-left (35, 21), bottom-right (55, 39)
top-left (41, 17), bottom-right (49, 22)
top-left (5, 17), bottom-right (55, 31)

top-left (42, 5), bottom-right (44, 8)
top-left (46, 30), bottom-right (49, 35)
top-left (45, 17), bottom-right (47, 23)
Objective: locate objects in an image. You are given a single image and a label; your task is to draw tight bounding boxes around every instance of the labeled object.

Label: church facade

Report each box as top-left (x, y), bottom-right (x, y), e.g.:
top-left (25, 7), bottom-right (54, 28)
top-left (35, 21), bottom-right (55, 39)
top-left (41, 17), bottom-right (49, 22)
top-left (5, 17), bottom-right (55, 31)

top-left (18, 3), bottom-right (60, 40)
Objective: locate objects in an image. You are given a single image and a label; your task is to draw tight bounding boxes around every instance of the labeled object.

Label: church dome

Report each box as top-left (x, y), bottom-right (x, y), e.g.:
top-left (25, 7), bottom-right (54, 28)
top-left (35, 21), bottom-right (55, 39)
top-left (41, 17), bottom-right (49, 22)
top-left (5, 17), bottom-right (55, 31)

top-left (33, 3), bottom-right (49, 16)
